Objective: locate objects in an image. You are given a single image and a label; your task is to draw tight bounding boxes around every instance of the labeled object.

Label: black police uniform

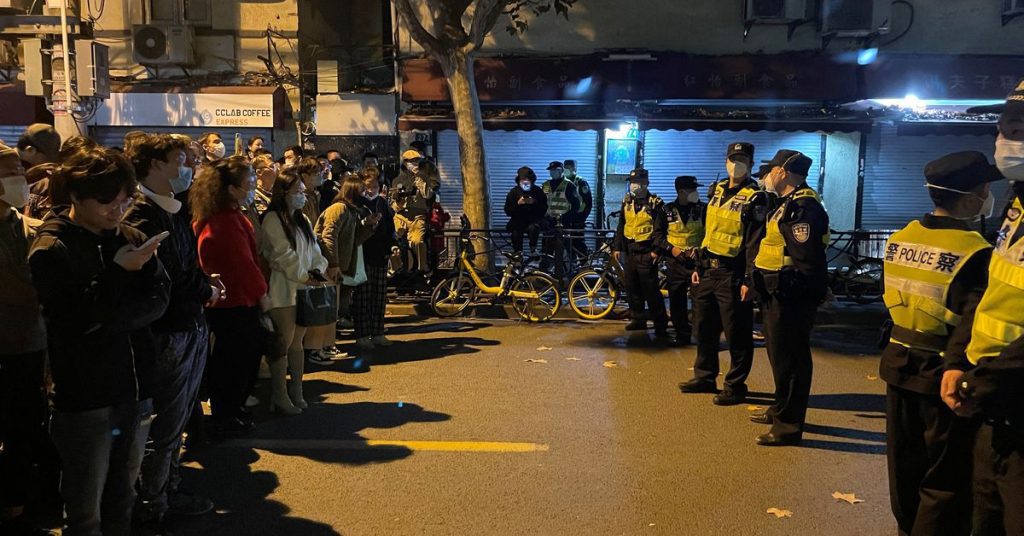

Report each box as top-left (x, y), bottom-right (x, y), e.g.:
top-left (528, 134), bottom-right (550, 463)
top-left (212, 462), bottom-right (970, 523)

top-left (689, 177), bottom-right (768, 395)
top-left (613, 187), bottom-right (668, 332)
top-left (657, 198), bottom-right (706, 341)
top-left (753, 181), bottom-right (829, 443)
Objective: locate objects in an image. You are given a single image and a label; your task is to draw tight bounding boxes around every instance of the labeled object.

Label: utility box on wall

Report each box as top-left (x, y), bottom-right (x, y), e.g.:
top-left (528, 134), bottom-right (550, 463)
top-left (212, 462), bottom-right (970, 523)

top-left (75, 40), bottom-right (110, 98)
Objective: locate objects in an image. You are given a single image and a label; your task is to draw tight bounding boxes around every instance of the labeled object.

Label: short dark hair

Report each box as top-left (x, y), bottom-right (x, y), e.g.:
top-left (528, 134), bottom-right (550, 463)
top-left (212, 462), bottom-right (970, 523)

top-left (252, 148), bottom-right (273, 158)
top-left (284, 145), bottom-right (303, 157)
top-left (129, 134), bottom-right (188, 179)
top-left (59, 135), bottom-right (99, 161)
top-left (363, 152), bottom-right (378, 161)
top-left (17, 123), bottom-right (61, 160)
top-left (51, 147), bottom-right (137, 205)
top-left (927, 187), bottom-right (962, 211)
top-left (295, 156), bottom-right (322, 177)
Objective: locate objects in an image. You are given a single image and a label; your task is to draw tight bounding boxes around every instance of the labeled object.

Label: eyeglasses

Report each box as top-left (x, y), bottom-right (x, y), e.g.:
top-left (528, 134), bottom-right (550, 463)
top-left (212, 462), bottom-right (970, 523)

top-left (99, 197), bottom-right (134, 216)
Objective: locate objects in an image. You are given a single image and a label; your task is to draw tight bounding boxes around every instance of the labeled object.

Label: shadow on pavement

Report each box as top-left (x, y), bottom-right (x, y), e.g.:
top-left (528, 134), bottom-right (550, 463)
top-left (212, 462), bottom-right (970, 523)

top-left (808, 393), bottom-right (886, 413)
top-left (342, 336), bottom-right (501, 365)
top-left (798, 438), bottom-right (886, 455)
top-left (811, 326), bottom-right (885, 356)
top-left (176, 401), bottom-right (451, 535)
top-left (804, 423), bottom-right (886, 443)
top-left (571, 332), bottom-right (676, 352)
top-left (385, 320), bottom-right (494, 336)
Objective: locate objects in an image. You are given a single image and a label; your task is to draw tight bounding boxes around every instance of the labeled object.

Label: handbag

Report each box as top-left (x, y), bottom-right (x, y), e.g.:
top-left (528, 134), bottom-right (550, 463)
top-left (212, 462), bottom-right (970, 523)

top-left (295, 284), bottom-right (338, 327)
top-left (341, 245), bottom-right (368, 287)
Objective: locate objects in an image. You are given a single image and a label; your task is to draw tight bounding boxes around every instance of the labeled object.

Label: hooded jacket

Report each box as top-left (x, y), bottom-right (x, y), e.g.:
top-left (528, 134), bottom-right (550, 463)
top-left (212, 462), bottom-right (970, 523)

top-left (29, 207), bottom-right (170, 411)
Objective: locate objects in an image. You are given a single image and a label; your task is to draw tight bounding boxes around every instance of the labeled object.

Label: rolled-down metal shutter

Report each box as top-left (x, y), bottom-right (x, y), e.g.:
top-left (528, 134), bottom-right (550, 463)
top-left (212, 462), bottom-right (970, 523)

top-left (861, 124), bottom-right (1000, 230)
top-left (88, 126), bottom-right (276, 155)
top-left (436, 129), bottom-right (599, 229)
top-left (0, 125), bottom-right (28, 146)
top-left (642, 129), bottom-right (824, 201)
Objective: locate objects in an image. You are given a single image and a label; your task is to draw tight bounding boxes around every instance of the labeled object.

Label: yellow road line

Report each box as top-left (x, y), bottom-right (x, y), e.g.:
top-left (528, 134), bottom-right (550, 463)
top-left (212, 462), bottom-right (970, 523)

top-left (225, 439), bottom-right (550, 453)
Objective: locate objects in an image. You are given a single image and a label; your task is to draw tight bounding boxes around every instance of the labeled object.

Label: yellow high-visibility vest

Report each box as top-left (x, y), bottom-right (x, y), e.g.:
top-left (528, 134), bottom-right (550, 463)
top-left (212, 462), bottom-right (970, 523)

top-left (968, 197), bottom-right (1024, 364)
top-left (667, 204), bottom-right (704, 249)
top-left (883, 220), bottom-right (991, 353)
top-left (754, 188), bottom-right (829, 271)
top-left (701, 181), bottom-right (759, 257)
top-left (543, 180), bottom-right (571, 218)
top-left (623, 197), bottom-right (656, 241)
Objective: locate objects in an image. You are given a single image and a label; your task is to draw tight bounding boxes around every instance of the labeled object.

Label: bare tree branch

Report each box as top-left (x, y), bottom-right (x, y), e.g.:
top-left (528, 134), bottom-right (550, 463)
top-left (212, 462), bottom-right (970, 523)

top-left (468, 0), bottom-right (506, 50)
top-left (395, 0), bottom-right (444, 55)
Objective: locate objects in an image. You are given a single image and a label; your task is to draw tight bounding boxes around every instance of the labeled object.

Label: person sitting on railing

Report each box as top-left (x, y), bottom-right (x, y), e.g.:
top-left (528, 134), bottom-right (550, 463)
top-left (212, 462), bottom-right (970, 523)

top-left (504, 166), bottom-right (548, 254)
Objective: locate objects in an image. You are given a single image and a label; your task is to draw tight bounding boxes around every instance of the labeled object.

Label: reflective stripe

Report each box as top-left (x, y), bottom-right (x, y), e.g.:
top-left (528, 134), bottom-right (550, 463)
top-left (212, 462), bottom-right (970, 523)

top-left (884, 274), bottom-right (945, 301)
top-left (701, 182), bottom-right (758, 258)
top-left (754, 188), bottom-right (825, 271)
top-left (667, 206), bottom-right (704, 248)
top-left (990, 250), bottom-right (1024, 291)
top-left (623, 202), bottom-right (655, 241)
top-left (544, 180), bottom-right (571, 217)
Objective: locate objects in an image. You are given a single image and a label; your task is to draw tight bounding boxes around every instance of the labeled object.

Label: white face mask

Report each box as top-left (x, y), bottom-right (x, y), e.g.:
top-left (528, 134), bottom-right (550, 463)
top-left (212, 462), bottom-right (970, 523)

top-left (629, 182), bottom-right (647, 196)
top-left (926, 184), bottom-right (995, 220)
top-left (364, 191), bottom-right (380, 201)
top-left (0, 175), bottom-right (29, 208)
top-left (288, 192), bottom-right (306, 211)
top-left (520, 182), bottom-right (532, 191)
top-left (726, 160), bottom-right (749, 179)
top-left (762, 172), bottom-right (779, 194)
top-left (996, 135), bottom-right (1024, 181)
top-left (686, 191), bottom-right (700, 204)
top-left (170, 166), bottom-right (193, 194)
top-left (208, 142), bottom-right (226, 160)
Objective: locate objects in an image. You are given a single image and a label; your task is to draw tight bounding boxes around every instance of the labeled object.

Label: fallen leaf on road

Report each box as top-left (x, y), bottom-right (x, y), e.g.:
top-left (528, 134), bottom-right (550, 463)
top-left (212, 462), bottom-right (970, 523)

top-left (747, 405), bottom-right (764, 411)
top-left (537, 346), bottom-right (553, 351)
top-left (832, 491), bottom-right (864, 504)
top-left (866, 375), bottom-right (878, 381)
top-left (524, 359), bottom-right (547, 364)
top-left (603, 361), bottom-right (618, 368)
top-left (565, 357), bottom-right (581, 361)
top-left (766, 508), bottom-right (792, 518)
top-left (687, 367), bottom-right (694, 371)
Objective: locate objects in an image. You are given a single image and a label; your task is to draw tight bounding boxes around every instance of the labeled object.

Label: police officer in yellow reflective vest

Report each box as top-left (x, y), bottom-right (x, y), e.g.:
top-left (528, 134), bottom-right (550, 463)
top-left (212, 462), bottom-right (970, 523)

top-left (750, 150), bottom-right (829, 447)
top-left (679, 142), bottom-right (767, 406)
top-left (613, 168), bottom-right (669, 335)
top-left (541, 160), bottom-right (580, 279)
top-left (880, 151), bottom-right (999, 536)
top-left (944, 81), bottom-right (1024, 534)
top-left (655, 176), bottom-right (705, 346)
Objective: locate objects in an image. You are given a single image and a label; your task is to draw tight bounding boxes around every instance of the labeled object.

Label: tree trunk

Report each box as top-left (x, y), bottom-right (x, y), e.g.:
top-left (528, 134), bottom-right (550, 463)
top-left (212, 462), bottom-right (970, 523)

top-left (440, 46), bottom-right (491, 269)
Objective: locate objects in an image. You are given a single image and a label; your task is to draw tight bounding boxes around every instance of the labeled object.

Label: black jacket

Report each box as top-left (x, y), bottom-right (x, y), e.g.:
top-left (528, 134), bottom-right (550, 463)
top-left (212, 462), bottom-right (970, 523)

top-left (29, 207), bottom-right (170, 412)
top-left (356, 195), bottom-right (398, 268)
top-left (122, 191), bottom-right (213, 333)
top-left (613, 192), bottom-right (667, 253)
top-left (504, 185), bottom-right (548, 229)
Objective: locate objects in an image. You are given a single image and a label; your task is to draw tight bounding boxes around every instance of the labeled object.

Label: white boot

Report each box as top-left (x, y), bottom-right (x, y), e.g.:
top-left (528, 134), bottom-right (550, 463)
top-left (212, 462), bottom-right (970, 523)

top-left (269, 359), bottom-right (301, 415)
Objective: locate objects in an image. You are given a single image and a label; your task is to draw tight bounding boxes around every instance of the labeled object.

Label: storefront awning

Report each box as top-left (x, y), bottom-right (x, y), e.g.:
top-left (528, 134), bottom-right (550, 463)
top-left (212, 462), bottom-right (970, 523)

top-left (402, 52), bottom-right (860, 103)
top-left (894, 121), bottom-right (999, 137)
top-left (89, 86), bottom-right (290, 129)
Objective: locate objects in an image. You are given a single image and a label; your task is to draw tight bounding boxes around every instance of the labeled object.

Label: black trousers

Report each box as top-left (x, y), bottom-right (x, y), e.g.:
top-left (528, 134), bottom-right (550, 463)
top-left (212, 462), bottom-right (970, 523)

top-left (541, 223), bottom-right (566, 278)
top-left (509, 222), bottom-right (543, 253)
top-left (692, 270), bottom-right (753, 390)
top-left (885, 385), bottom-right (974, 536)
top-left (762, 293), bottom-right (817, 437)
top-left (973, 422), bottom-right (1024, 535)
top-left (665, 257), bottom-right (694, 336)
top-left (567, 219), bottom-right (589, 257)
top-left (204, 306), bottom-right (264, 422)
top-left (623, 249), bottom-right (666, 324)
top-left (0, 350), bottom-right (48, 508)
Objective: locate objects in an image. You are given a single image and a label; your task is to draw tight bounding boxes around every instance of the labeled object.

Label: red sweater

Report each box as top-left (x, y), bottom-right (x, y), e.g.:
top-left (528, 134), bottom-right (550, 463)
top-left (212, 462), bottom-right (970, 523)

top-left (194, 209), bottom-right (268, 308)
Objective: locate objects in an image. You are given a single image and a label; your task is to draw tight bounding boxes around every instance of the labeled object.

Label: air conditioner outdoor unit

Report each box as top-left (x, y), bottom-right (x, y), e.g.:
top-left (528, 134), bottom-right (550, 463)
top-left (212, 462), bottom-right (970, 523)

top-left (132, 24), bottom-right (194, 65)
top-left (745, 0), bottom-right (815, 22)
top-left (821, 0), bottom-right (888, 36)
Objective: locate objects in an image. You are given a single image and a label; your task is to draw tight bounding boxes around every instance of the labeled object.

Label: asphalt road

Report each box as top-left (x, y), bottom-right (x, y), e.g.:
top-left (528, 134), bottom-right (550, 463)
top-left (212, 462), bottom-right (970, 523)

top-left (176, 313), bottom-right (894, 536)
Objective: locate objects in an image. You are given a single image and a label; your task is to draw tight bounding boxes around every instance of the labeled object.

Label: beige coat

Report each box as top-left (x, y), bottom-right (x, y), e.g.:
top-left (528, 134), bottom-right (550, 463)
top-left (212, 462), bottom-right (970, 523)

top-left (314, 201), bottom-right (375, 277)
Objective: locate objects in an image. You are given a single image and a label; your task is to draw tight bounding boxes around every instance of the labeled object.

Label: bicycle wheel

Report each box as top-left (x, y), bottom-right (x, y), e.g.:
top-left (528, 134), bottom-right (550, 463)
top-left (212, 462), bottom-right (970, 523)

top-left (844, 259), bottom-right (884, 304)
top-left (431, 275), bottom-right (474, 317)
top-left (568, 269), bottom-right (618, 320)
top-left (511, 272), bottom-right (562, 322)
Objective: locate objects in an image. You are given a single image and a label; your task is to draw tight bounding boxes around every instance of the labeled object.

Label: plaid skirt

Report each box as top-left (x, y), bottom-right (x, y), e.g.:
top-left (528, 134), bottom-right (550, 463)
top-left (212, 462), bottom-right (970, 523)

top-left (352, 264), bottom-right (388, 338)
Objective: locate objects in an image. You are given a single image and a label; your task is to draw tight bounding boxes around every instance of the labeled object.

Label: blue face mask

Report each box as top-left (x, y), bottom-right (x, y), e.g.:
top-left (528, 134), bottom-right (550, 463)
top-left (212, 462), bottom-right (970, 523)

top-left (243, 188), bottom-right (256, 206)
top-left (170, 166), bottom-right (193, 194)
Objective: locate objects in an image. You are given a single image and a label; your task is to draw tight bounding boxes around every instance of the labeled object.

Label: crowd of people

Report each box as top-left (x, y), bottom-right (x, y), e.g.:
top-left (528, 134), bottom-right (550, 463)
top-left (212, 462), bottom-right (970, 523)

top-left (1, 79), bottom-right (1023, 535)
top-left (0, 125), bottom-right (438, 535)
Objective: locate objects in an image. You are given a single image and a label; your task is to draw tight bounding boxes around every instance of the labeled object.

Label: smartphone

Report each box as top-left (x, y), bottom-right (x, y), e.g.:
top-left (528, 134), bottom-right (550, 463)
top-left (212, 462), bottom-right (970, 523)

top-left (138, 230), bottom-right (171, 250)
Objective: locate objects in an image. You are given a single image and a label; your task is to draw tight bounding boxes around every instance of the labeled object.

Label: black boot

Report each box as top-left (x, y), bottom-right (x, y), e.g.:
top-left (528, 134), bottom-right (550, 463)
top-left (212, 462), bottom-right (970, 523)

top-left (625, 318), bottom-right (648, 331)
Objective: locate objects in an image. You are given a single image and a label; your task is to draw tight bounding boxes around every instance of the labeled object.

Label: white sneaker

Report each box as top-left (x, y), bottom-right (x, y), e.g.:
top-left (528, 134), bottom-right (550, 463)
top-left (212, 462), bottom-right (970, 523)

top-left (245, 395), bottom-right (260, 408)
top-left (372, 335), bottom-right (394, 347)
top-left (356, 337), bottom-right (375, 350)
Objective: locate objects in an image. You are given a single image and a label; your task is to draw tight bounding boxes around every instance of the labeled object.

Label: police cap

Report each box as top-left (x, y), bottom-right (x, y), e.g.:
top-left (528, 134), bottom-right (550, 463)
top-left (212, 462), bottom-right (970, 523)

top-left (546, 160), bottom-right (564, 170)
top-left (727, 142), bottom-right (754, 161)
top-left (674, 176), bottom-right (701, 190)
top-left (924, 151), bottom-right (1003, 191)
top-left (628, 168), bottom-right (649, 182)
top-left (764, 149), bottom-right (812, 177)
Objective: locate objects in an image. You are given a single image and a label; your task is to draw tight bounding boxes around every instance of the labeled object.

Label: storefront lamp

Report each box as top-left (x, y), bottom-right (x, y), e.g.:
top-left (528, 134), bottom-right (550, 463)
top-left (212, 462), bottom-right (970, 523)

top-left (856, 48), bottom-right (878, 65)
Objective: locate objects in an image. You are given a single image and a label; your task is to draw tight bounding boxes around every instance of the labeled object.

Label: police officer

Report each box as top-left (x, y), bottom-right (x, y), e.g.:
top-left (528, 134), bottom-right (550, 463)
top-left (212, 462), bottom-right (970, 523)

top-left (563, 159), bottom-right (593, 258)
top-left (657, 176), bottom-right (705, 346)
top-left (749, 150), bottom-right (829, 446)
top-left (946, 79), bottom-right (1024, 534)
top-left (613, 168), bottom-right (669, 336)
top-left (541, 160), bottom-right (580, 279)
top-left (679, 142), bottom-right (767, 406)
top-left (880, 151), bottom-right (999, 535)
